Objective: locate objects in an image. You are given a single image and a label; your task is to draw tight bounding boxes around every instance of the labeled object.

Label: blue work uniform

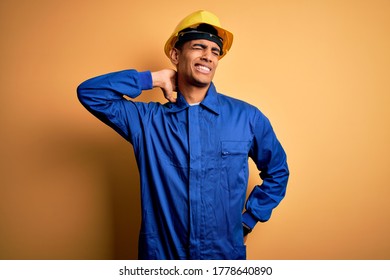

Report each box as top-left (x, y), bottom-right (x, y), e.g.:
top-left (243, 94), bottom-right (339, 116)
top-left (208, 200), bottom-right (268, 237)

top-left (77, 70), bottom-right (289, 259)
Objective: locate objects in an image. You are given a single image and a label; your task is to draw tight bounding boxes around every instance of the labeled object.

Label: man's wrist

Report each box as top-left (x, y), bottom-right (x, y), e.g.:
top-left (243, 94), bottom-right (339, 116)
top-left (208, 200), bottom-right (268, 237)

top-left (151, 71), bottom-right (162, 88)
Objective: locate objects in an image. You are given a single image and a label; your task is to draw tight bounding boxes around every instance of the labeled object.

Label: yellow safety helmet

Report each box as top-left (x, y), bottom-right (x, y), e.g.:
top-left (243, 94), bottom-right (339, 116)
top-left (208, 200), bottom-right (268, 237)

top-left (164, 10), bottom-right (233, 59)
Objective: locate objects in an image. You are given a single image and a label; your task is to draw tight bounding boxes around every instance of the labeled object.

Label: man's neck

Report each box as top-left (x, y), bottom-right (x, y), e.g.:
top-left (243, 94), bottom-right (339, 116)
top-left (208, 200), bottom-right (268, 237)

top-left (179, 82), bottom-right (210, 104)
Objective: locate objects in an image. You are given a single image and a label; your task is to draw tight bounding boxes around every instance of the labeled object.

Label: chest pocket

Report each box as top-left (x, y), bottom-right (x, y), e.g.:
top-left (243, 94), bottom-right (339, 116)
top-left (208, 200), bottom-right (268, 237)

top-left (220, 141), bottom-right (251, 192)
top-left (221, 141), bottom-right (250, 157)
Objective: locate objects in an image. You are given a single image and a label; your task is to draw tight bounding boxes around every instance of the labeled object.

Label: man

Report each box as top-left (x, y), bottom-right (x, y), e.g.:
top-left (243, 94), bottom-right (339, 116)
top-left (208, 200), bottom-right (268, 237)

top-left (77, 10), bottom-right (289, 260)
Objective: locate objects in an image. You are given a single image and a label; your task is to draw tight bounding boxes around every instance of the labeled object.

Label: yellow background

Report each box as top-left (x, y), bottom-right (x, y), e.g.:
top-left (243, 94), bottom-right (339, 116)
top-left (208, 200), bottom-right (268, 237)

top-left (1, 0), bottom-right (389, 259)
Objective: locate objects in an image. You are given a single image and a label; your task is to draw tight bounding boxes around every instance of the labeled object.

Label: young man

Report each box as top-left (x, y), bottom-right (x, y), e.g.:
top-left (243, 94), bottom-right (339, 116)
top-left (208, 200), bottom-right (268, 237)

top-left (77, 10), bottom-right (289, 260)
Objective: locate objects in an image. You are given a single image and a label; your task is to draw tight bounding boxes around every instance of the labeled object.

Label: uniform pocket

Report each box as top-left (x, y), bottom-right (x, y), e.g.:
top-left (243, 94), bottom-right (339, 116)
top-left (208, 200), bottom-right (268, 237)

top-left (220, 141), bottom-right (250, 192)
top-left (221, 141), bottom-right (250, 157)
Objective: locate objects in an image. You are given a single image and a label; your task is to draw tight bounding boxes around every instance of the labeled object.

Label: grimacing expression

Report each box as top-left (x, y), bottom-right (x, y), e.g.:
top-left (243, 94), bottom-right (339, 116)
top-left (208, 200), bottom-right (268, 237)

top-left (171, 39), bottom-right (220, 88)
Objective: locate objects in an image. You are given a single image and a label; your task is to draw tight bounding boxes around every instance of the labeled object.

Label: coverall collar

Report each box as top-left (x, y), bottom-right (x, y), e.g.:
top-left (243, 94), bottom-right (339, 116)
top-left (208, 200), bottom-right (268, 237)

top-left (167, 82), bottom-right (220, 115)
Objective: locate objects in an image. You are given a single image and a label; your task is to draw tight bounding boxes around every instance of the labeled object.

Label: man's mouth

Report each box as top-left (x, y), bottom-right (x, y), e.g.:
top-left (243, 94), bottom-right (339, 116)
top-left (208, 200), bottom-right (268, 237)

top-left (195, 64), bottom-right (211, 74)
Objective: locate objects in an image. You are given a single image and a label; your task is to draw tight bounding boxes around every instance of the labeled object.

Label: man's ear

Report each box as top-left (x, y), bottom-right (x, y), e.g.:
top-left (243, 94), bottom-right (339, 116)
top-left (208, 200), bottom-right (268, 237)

top-left (169, 48), bottom-right (179, 65)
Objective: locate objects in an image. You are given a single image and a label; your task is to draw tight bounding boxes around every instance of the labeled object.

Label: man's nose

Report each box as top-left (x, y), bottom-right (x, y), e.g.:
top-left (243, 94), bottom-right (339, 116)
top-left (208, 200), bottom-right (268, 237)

top-left (201, 49), bottom-right (213, 62)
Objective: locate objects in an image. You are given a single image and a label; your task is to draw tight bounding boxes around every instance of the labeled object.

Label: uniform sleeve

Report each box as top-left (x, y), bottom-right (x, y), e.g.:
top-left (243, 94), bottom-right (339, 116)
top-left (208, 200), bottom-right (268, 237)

top-left (77, 69), bottom-right (153, 143)
top-left (242, 110), bottom-right (289, 230)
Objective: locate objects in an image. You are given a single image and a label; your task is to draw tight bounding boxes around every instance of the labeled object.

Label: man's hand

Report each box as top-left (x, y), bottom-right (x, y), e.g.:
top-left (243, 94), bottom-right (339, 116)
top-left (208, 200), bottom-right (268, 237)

top-left (151, 69), bottom-right (177, 103)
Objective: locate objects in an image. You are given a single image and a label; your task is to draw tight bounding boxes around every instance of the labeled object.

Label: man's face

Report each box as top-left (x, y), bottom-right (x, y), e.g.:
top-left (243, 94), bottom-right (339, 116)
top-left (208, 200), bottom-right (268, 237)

top-left (173, 39), bottom-right (220, 88)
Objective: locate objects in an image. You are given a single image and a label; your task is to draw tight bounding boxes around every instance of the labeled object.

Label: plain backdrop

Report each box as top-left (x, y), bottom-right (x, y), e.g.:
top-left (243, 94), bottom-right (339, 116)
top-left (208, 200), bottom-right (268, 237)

top-left (1, 0), bottom-right (389, 259)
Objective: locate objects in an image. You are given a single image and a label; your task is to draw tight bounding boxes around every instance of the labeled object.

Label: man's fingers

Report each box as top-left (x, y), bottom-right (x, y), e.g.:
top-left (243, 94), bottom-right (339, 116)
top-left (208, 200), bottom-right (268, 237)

top-left (163, 90), bottom-right (177, 103)
top-left (166, 94), bottom-right (177, 103)
top-left (151, 69), bottom-right (178, 103)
